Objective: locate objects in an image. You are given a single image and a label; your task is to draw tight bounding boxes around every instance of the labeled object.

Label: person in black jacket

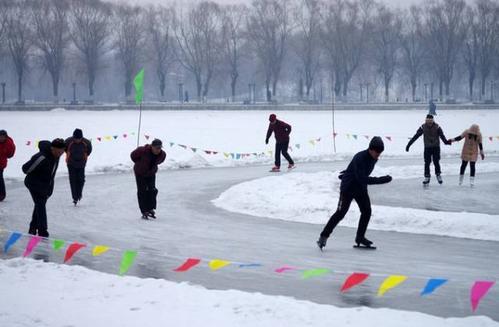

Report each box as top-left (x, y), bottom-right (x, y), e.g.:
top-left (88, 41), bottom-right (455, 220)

top-left (65, 129), bottom-right (92, 205)
top-left (22, 139), bottom-right (66, 237)
top-left (317, 137), bottom-right (392, 250)
top-left (406, 114), bottom-right (451, 185)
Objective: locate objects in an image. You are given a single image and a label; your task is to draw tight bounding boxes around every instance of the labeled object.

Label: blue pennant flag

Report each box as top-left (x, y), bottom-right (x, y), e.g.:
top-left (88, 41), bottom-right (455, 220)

top-left (4, 232), bottom-right (22, 253)
top-left (421, 278), bottom-right (448, 296)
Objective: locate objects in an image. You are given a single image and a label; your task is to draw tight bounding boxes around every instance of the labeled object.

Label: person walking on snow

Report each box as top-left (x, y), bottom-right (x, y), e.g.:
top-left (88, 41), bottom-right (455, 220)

top-left (131, 139), bottom-right (166, 220)
top-left (0, 130), bottom-right (16, 202)
top-left (65, 128), bottom-right (92, 206)
top-left (22, 139), bottom-right (66, 237)
top-left (317, 137), bottom-right (392, 250)
top-left (406, 114), bottom-right (451, 185)
top-left (429, 100), bottom-right (437, 115)
top-left (449, 124), bottom-right (484, 187)
top-left (265, 114), bottom-right (295, 172)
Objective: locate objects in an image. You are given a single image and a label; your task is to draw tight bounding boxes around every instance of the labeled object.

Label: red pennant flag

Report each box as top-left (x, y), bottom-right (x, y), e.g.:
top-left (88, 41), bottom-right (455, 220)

top-left (123, 134), bottom-right (128, 138)
top-left (213, 152), bottom-right (218, 155)
top-left (26, 141), bottom-right (31, 146)
top-left (64, 243), bottom-right (86, 263)
top-left (386, 136), bottom-right (392, 142)
top-left (144, 135), bottom-right (150, 140)
top-left (341, 273), bottom-right (370, 292)
top-left (174, 258), bottom-right (201, 272)
top-left (205, 150), bottom-right (212, 154)
top-left (97, 137), bottom-right (102, 142)
top-left (316, 138), bottom-right (321, 142)
top-left (489, 136), bottom-right (493, 142)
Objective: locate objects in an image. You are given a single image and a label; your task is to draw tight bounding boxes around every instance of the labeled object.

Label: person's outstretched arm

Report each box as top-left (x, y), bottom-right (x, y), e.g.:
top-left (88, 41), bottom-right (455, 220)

top-left (406, 127), bottom-right (423, 151)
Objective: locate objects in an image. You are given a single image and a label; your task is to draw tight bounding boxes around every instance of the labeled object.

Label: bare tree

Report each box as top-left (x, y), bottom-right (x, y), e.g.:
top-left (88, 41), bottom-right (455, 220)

top-left (6, 0), bottom-right (34, 103)
top-left (115, 4), bottom-right (145, 100)
top-left (293, 0), bottom-right (321, 99)
top-left (147, 5), bottom-right (176, 100)
top-left (425, 0), bottom-right (467, 100)
top-left (247, 0), bottom-right (291, 101)
top-left (70, 0), bottom-right (112, 100)
top-left (174, 2), bottom-right (222, 101)
top-left (32, 0), bottom-right (69, 102)
top-left (221, 4), bottom-right (246, 102)
top-left (400, 6), bottom-right (428, 102)
top-left (463, 7), bottom-right (479, 101)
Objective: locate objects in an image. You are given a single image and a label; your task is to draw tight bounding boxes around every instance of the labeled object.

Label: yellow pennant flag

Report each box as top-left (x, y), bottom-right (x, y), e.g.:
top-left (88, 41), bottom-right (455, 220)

top-left (378, 275), bottom-right (408, 296)
top-left (309, 140), bottom-right (316, 145)
top-left (104, 136), bottom-right (112, 141)
top-left (224, 152), bottom-right (230, 159)
top-left (92, 245), bottom-right (110, 256)
top-left (209, 259), bottom-right (231, 271)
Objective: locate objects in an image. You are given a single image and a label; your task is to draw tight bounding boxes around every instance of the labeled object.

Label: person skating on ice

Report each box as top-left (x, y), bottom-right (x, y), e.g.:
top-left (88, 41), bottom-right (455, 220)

top-left (317, 137), bottom-right (392, 250)
top-left (448, 124), bottom-right (484, 187)
top-left (0, 130), bottom-right (16, 202)
top-left (65, 128), bottom-right (92, 206)
top-left (265, 114), bottom-right (295, 172)
top-left (406, 114), bottom-right (451, 185)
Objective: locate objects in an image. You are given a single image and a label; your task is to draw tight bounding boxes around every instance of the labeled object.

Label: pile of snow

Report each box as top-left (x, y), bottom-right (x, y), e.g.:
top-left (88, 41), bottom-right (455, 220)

top-left (0, 258), bottom-right (496, 327)
top-left (1, 109), bottom-right (499, 179)
top-left (212, 168), bottom-right (499, 241)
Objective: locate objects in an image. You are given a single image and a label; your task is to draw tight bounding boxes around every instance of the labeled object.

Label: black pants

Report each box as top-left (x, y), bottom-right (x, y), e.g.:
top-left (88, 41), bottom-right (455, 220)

top-left (28, 189), bottom-right (49, 236)
top-left (0, 169), bottom-right (5, 201)
top-left (135, 175), bottom-right (158, 214)
top-left (68, 166), bottom-right (85, 201)
top-left (275, 141), bottom-right (294, 167)
top-left (424, 147), bottom-right (441, 177)
top-left (460, 161), bottom-right (476, 177)
top-left (320, 190), bottom-right (372, 240)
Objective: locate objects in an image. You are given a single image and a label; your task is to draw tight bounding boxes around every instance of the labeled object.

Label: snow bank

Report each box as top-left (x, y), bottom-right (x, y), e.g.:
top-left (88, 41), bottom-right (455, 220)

top-left (212, 169), bottom-right (499, 241)
top-left (0, 258), bottom-right (496, 327)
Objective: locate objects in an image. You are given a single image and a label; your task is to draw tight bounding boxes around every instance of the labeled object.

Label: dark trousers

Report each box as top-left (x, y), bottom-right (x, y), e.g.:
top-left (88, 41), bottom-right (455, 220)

top-left (0, 169), bottom-right (5, 201)
top-left (135, 175), bottom-right (158, 214)
top-left (320, 190), bottom-right (372, 240)
top-left (28, 189), bottom-right (49, 236)
top-left (424, 147), bottom-right (441, 177)
top-left (460, 160), bottom-right (476, 177)
top-left (68, 166), bottom-right (85, 201)
top-left (275, 141), bottom-right (294, 167)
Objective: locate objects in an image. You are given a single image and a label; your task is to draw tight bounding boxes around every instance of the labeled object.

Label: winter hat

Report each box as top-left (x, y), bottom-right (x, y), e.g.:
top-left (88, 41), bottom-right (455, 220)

top-left (151, 139), bottom-right (163, 148)
top-left (369, 136), bottom-right (384, 153)
top-left (0, 130), bottom-right (7, 137)
top-left (51, 138), bottom-right (66, 149)
top-left (73, 128), bottom-right (83, 139)
top-left (426, 114), bottom-right (434, 119)
top-left (469, 124), bottom-right (480, 135)
top-left (269, 114), bottom-right (277, 122)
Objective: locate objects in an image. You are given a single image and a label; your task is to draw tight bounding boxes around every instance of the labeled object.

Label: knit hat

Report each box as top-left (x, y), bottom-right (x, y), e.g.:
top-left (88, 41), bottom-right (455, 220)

top-left (73, 128), bottom-right (83, 139)
top-left (369, 136), bottom-right (384, 153)
top-left (426, 114), bottom-right (434, 119)
top-left (151, 139), bottom-right (163, 148)
top-left (0, 130), bottom-right (7, 137)
top-left (269, 114), bottom-right (277, 122)
top-left (51, 138), bottom-right (66, 149)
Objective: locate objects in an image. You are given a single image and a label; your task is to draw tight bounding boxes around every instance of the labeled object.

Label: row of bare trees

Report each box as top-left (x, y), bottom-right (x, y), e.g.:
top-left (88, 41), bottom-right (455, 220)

top-left (1, 0), bottom-right (499, 104)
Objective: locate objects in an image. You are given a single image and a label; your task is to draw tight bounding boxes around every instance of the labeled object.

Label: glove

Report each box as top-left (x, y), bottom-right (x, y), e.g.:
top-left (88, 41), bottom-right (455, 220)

top-left (265, 139), bottom-right (269, 145)
top-left (405, 145), bottom-right (410, 152)
top-left (481, 151), bottom-right (485, 160)
top-left (379, 175), bottom-right (392, 184)
top-left (447, 139), bottom-right (453, 144)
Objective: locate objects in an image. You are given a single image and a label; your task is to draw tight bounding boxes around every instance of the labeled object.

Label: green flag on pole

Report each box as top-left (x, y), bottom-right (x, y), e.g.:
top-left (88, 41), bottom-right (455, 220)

top-left (134, 68), bottom-right (145, 105)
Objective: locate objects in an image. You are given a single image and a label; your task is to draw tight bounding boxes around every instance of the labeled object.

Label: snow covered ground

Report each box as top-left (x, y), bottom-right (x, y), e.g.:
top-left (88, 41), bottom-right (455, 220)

top-left (1, 109), bottom-right (499, 179)
top-left (1, 258), bottom-right (497, 327)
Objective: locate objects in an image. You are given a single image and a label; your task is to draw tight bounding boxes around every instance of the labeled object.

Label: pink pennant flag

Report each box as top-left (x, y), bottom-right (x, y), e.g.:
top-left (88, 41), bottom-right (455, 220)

top-left (386, 136), bottom-right (392, 142)
top-left (123, 134), bottom-right (128, 138)
top-left (97, 137), bottom-right (102, 142)
top-left (23, 236), bottom-right (42, 257)
top-left (316, 138), bottom-right (321, 142)
top-left (144, 135), bottom-right (150, 140)
top-left (471, 281), bottom-right (495, 312)
top-left (174, 258), bottom-right (201, 272)
top-left (341, 273), bottom-right (370, 292)
top-left (26, 141), bottom-right (31, 146)
top-left (64, 243), bottom-right (86, 263)
top-left (333, 132), bottom-right (338, 138)
top-left (489, 136), bottom-right (493, 142)
top-left (275, 266), bottom-right (295, 273)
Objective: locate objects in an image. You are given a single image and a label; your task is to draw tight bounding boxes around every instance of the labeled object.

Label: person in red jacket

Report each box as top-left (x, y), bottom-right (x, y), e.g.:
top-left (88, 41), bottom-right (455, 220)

top-left (0, 130), bottom-right (16, 201)
top-left (130, 139), bottom-right (166, 219)
top-left (265, 114), bottom-right (295, 172)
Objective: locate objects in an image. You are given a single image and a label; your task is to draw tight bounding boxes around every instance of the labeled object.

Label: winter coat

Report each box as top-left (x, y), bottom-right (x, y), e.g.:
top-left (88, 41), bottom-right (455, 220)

top-left (65, 137), bottom-right (92, 169)
top-left (407, 122), bottom-right (449, 149)
top-left (131, 145), bottom-right (166, 177)
top-left (22, 141), bottom-right (60, 197)
top-left (266, 120), bottom-right (292, 143)
top-left (339, 150), bottom-right (391, 194)
top-left (456, 125), bottom-right (483, 162)
top-left (0, 136), bottom-right (16, 170)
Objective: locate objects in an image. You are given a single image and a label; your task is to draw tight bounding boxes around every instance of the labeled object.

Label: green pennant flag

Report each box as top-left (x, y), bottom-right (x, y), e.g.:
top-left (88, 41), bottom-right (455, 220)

top-left (302, 268), bottom-right (330, 279)
top-left (133, 68), bottom-right (145, 105)
top-left (53, 239), bottom-right (65, 251)
top-left (119, 250), bottom-right (137, 276)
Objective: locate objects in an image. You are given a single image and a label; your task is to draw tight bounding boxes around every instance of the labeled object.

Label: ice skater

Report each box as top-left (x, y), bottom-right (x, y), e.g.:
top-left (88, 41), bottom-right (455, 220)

top-left (406, 114), bottom-right (451, 185)
top-left (449, 124), bottom-right (484, 187)
top-left (0, 130), bottom-right (16, 202)
top-left (65, 128), bottom-right (92, 206)
top-left (131, 139), bottom-right (166, 219)
top-left (317, 137), bottom-right (392, 250)
top-left (265, 114), bottom-right (295, 172)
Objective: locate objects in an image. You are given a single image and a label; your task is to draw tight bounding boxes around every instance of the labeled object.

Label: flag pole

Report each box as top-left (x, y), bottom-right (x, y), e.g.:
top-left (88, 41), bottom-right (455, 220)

top-left (137, 102), bottom-right (142, 147)
top-left (332, 88), bottom-right (337, 154)
top-left (134, 68), bottom-right (145, 148)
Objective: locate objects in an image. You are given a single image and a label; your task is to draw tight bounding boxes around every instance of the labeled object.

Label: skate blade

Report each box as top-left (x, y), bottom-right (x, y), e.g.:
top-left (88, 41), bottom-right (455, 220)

top-left (353, 245), bottom-right (377, 250)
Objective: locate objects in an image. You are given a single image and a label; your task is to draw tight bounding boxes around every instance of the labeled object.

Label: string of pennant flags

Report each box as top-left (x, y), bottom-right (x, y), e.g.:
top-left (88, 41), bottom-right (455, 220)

top-left (0, 227), bottom-right (496, 313)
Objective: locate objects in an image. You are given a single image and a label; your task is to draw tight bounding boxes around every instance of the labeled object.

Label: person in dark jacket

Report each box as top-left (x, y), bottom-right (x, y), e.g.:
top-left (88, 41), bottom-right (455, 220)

top-left (22, 138), bottom-right (66, 237)
top-left (406, 114), bottom-right (451, 185)
top-left (429, 100), bottom-right (437, 115)
top-left (0, 130), bottom-right (16, 201)
top-left (265, 114), bottom-right (295, 172)
top-left (131, 139), bottom-right (166, 219)
top-left (65, 128), bottom-right (92, 206)
top-left (317, 137), bottom-right (392, 250)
